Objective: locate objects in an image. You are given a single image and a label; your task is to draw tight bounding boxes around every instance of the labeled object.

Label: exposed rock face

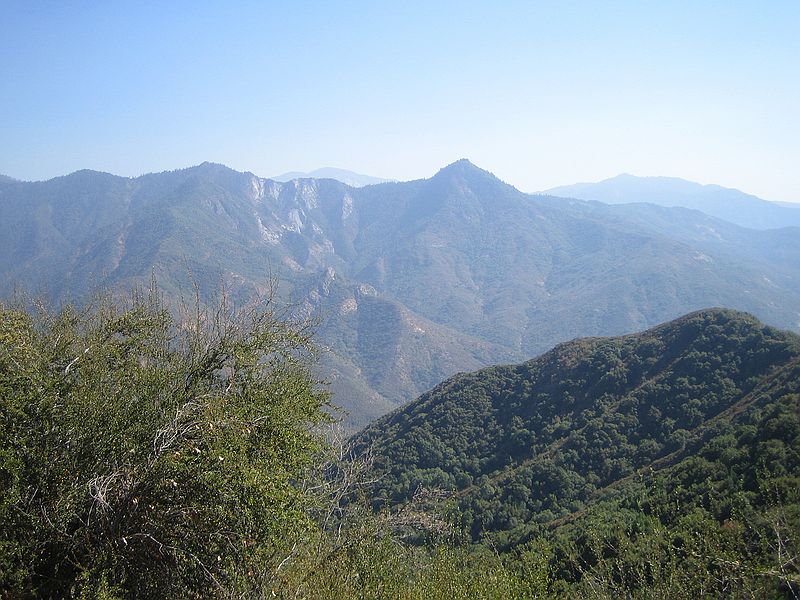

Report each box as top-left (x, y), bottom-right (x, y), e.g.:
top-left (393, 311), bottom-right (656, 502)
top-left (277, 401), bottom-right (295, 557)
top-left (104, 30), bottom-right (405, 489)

top-left (2, 160), bottom-right (799, 428)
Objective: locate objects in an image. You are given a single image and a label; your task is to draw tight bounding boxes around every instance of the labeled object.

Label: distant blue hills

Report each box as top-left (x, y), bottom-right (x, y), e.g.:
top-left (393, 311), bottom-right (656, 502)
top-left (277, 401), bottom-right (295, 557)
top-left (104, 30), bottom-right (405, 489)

top-left (271, 167), bottom-right (391, 187)
top-left (544, 173), bottom-right (800, 230)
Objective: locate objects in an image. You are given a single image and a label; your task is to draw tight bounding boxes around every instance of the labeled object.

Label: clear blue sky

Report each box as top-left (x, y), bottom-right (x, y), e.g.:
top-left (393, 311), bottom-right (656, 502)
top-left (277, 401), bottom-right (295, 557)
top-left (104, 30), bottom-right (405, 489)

top-left (2, 1), bottom-right (798, 201)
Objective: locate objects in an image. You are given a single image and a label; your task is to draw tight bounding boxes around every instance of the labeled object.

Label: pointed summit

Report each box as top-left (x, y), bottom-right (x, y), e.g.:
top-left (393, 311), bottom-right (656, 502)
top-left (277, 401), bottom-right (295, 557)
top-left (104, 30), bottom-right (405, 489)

top-left (434, 158), bottom-right (493, 179)
top-left (441, 158), bottom-right (476, 169)
top-left (429, 159), bottom-right (517, 197)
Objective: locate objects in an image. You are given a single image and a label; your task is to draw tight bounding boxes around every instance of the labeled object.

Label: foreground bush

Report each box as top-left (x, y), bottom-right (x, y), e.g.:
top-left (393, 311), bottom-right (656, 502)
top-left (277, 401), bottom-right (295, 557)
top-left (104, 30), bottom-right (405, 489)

top-left (0, 291), bottom-right (329, 598)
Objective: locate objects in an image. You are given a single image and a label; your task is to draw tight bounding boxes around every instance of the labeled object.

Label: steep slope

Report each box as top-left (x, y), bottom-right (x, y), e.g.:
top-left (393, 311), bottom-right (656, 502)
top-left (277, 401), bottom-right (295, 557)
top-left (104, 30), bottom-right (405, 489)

top-left (354, 309), bottom-right (800, 544)
top-left (545, 173), bottom-right (800, 230)
top-left (2, 162), bottom-right (800, 427)
top-left (293, 267), bottom-right (517, 427)
top-left (346, 162), bottom-right (800, 351)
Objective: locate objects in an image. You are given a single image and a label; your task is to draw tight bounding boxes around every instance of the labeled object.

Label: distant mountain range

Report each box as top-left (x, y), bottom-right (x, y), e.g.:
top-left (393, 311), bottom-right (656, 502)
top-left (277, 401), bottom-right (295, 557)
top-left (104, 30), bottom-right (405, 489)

top-left (271, 167), bottom-right (391, 187)
top-left (1, 160), bottom-right (799, 427)
top-left (544, 173), bottom-right (800, 230)
top-left (776, 200), bottom-right (800, 209)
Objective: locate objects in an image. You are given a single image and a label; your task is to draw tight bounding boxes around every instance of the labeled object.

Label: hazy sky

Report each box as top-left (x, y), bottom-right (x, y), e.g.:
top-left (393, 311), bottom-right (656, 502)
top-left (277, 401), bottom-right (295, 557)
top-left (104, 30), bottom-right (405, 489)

top-left (2, 1), bottom-right (798, 201)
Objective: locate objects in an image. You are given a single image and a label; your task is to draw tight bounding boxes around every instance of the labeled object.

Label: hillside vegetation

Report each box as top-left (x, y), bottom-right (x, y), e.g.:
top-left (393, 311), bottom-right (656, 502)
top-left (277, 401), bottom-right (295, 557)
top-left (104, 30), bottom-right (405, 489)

top-left (3, 297), bottom-right (798, 597)
top-left (0, 291), bottom-right (561, 599)
top-left (356, 309), bottom-right (800, 595)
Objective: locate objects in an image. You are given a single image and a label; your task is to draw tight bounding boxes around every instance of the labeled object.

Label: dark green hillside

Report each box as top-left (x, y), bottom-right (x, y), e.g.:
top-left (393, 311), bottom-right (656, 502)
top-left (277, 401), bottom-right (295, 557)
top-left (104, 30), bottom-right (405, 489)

top-left (355, 309), bottom-right (800, 546)
top-left (543, 390), bottom-right (800, 595)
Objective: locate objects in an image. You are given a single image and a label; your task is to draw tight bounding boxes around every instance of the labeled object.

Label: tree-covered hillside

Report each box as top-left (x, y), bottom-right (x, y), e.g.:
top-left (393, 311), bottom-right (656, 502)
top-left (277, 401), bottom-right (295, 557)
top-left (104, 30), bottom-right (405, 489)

top-left (355, 309), bottom-right (800, 542)
top-left (352, 308), bottom-right (800, 595)
top-left (544, 390), bottom-right (800, 596)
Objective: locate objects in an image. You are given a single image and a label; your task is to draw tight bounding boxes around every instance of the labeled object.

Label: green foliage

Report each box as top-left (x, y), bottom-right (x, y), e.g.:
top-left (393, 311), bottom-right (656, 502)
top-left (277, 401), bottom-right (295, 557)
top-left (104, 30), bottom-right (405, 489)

top-left (548, 471), bottom-right (800, 598)
top-left (4, 291), bottom-right (800, 598)
top-left (354, 309), bottom-right (800, 596)
top-left (278, 533), bottom-right (551, 600)
top-left (358, 309), bottom-right (800, 545)
top-left (0, 290), bottom-right (330, 598)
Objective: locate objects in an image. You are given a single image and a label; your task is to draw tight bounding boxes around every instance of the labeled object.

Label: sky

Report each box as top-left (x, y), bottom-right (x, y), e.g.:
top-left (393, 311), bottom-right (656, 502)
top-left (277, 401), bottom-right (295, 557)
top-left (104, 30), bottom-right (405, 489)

top-left (1, 1), bottom-right (799, 202)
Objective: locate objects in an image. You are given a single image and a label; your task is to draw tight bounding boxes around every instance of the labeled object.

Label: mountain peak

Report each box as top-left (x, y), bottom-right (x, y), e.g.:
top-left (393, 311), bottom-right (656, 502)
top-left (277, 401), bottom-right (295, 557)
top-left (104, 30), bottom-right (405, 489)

top-left (59, 169), bottom-right (123, 184)
top-left (426, 160), bottom-right (523, 202)
top-left (436, 158), bottom-right (479, 173)
top-left (445, 158), bottom-right (476, 168)
top-left (433, 159), bottom-right (499, 181)
top-left (190, 161), bottom-right (237, 174)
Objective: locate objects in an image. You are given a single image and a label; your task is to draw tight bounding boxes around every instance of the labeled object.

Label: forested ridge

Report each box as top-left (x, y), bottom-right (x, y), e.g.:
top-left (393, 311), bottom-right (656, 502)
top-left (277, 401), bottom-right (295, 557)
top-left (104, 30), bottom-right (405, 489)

top-left (355, 308), bottom-right (800, 595)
